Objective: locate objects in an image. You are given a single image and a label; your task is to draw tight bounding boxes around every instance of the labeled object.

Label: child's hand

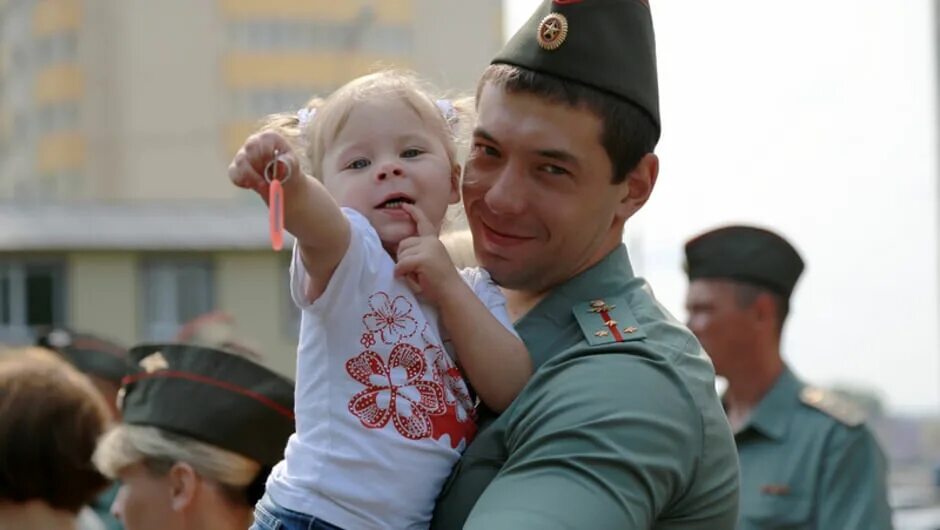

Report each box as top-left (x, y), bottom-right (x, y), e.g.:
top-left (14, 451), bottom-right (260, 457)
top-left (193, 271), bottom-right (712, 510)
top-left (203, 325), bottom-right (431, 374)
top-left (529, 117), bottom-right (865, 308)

top-left (395, 204), bottom-right (464, 304)
top-left (228, 131), bottom-right (300, 199)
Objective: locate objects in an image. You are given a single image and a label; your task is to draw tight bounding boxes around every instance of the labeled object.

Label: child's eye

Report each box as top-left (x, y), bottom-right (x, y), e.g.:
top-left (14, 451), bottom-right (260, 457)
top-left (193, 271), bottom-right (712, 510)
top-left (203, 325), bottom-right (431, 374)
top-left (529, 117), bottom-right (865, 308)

top-left (347, 158), bottom-right (370, 170)
top-left (401, 148), bottom-right (423, 158)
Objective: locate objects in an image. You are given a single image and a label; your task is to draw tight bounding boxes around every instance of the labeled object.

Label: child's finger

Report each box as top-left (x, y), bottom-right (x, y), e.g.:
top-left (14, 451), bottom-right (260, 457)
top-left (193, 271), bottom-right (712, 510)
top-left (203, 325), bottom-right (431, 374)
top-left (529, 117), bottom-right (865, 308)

top-left (394, 255), bottom-right (417, 277)
top-left (404, 276), bottom-right (422, 295)
top-left (396, 237), bottom-right (422, 256)
top-left (400, 203), bottom-right (435, 237)
top-left (229, 154), bottom-right (266, 189)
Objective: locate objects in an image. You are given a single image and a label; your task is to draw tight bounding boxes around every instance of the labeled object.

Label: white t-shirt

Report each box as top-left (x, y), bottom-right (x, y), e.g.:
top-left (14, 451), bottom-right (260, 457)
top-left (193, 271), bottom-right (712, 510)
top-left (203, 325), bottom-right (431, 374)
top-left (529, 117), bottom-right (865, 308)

top-left (266, 208), bottom-right (515, 530)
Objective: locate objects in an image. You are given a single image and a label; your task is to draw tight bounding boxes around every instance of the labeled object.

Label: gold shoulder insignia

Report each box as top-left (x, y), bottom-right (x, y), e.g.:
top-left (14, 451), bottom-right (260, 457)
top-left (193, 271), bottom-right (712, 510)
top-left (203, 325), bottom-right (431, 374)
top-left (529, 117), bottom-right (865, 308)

top-left (799, 387), bottom-right (866, 427)
top-left (572, 296), bottom-right (645, 346)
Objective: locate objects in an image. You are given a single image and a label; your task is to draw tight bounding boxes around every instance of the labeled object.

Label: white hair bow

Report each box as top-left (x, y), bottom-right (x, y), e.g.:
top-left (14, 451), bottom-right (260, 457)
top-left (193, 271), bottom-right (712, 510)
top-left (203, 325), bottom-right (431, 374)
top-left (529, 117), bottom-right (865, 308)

top-left (435, 99), bottom-right (457, 123)
top-left (297, 107), bottom-right (316, 129)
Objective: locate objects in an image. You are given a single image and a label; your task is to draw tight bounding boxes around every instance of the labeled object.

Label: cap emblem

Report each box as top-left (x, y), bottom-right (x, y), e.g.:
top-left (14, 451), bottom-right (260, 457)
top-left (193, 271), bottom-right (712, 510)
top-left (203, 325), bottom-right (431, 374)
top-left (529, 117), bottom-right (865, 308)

top-left (537, 13), bottom-right (569, 51)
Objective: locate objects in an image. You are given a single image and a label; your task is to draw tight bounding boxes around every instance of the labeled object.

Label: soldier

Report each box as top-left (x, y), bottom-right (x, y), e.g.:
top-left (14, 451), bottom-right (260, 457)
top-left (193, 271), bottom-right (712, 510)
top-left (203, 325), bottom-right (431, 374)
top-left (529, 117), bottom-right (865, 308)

top-left (684, 225), bottom-right (893, 529)
top-left (430, 0), bottom-right (739, 528)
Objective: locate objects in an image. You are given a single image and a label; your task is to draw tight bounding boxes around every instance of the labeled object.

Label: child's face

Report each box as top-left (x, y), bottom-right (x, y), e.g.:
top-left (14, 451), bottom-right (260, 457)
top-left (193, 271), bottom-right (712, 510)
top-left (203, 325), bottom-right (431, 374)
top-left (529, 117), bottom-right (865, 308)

top-left (321, 97), bottom-right (459, 250)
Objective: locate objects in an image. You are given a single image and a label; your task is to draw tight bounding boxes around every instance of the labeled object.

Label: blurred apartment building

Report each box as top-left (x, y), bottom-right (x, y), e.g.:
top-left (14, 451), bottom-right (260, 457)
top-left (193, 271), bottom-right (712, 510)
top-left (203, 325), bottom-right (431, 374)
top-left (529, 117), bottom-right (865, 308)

top-left (0, 0), bottom-right (502, 375)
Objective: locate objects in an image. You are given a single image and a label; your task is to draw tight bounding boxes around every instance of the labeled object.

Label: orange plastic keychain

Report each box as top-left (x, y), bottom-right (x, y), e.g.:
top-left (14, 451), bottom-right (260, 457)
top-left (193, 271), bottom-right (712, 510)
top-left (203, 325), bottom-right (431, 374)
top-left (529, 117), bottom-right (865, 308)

top-left (264, 149), bottom-right (291, 251)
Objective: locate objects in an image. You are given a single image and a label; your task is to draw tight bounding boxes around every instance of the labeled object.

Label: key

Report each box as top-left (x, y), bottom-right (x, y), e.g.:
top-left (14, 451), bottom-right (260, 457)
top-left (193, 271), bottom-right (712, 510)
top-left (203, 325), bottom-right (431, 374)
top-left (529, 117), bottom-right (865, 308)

top-left (264, 149), bottom-right (292, 251)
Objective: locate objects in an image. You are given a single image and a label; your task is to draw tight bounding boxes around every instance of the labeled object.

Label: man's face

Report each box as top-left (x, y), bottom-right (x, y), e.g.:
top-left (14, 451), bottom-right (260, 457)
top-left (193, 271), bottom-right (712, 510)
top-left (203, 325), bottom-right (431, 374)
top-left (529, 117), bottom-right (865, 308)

top-left (685, 279), bottom-right (757, 376)
top-left (463, 83), bottom-right (636, 292)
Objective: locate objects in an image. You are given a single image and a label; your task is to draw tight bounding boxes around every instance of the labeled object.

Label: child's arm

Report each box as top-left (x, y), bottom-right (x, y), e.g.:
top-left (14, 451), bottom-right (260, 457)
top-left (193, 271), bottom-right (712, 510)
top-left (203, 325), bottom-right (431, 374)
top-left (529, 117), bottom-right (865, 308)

top-left (228, 131), bottom-right (349, 300)
top-left (395, 205), bottom-right (532, 412)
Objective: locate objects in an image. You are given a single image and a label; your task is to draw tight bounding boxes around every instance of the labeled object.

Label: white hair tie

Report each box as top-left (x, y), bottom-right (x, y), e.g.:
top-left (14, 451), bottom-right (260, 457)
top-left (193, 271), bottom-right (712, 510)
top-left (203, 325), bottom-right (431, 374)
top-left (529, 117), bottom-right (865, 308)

top-left (435, 99), bottom-right (457, 123)
top-left (297, 107), bottom-right (316, 129)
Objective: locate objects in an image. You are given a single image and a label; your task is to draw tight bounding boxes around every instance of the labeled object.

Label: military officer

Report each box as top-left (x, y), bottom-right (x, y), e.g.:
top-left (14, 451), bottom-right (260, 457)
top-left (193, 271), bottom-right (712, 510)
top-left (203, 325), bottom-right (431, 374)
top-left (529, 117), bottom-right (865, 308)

top-left (430, 1), bottom-right (740, 528)
top-left (684, 225), bottom-right (893, 529)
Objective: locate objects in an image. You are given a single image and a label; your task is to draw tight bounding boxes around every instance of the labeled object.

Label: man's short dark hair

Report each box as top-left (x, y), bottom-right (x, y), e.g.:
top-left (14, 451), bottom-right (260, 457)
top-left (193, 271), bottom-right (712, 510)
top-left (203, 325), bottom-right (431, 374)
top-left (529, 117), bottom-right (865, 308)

top-left (478, 64), bottom-right (659, 184)
top-left (0, 348), bottom-right (110, 512)
top-left (732, 282), bottom-right (791, 333)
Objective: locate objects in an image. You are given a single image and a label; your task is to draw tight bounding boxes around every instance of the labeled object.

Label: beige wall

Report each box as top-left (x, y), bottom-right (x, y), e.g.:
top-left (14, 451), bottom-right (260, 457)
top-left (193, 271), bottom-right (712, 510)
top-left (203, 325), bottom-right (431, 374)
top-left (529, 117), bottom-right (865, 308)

top-left (107, 0), bottom-right (231, 201)
top-left (215, 250), bottom-right (297, 377)
top-left (65, 250), bottom-right (297, 377)
top-left (414, 0), bottom-right (504, 92)
top-left (68, 252), bottom-right (138, 345)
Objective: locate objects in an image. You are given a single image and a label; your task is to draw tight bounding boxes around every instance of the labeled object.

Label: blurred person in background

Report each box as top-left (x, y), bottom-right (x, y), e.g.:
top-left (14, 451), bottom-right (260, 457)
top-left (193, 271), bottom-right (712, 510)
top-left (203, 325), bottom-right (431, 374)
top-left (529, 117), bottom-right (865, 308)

top-left (0, 347), bottom-right (112, 530)
top-left (174, 312), bottom-right (266, 363)
top-left (683, 225), bottom-right (892, 529)
top-left (93, 343), bottom-right (294, 530)
top-left (37, 327), bottom-right (132, 530)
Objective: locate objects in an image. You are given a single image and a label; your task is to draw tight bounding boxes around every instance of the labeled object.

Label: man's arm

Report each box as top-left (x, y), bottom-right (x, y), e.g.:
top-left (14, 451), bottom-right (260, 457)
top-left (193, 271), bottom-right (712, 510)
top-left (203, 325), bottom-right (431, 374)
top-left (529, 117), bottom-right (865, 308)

top-left (816, 425), bottom-right (893, 529)
top-left (463, 354), bottom-right (702, 530)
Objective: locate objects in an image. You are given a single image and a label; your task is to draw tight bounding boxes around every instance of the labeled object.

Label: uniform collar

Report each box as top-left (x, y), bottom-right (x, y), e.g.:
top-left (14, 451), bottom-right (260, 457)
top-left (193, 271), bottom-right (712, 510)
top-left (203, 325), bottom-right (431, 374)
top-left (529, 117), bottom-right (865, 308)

top-left (737, 366), bottom-right (803, 441)
top-left (515, 244), bottom-right (635, 369)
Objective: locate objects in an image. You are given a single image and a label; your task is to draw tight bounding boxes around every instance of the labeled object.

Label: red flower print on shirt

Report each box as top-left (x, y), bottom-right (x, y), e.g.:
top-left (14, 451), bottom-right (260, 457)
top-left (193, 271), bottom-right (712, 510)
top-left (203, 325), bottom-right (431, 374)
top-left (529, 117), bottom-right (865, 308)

top-left (362, 292), bottom-right (418, 345)
top-left (360, 333), bottom-right (376, 348)
top-left (346, 343), bottom-right (446, 440)
top-left (430, 348), bottom-right (475, 418)
top-left (420, 324), bottom-right (478, 448)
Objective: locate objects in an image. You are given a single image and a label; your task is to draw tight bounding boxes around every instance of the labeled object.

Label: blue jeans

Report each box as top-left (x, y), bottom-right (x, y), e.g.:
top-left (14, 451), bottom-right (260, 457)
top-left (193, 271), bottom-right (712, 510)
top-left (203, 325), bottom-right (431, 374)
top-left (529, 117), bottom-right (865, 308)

top-left (250, 493), bottom-right (345, 530)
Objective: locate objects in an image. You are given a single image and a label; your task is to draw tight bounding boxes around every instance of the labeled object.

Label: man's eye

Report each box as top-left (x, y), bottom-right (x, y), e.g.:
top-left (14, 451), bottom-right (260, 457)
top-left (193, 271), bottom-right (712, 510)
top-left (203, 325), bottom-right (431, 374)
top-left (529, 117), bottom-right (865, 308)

top-left (474, 144), bottom-right (500, 157)
top-left (540, 164), bottom-right (569, 176)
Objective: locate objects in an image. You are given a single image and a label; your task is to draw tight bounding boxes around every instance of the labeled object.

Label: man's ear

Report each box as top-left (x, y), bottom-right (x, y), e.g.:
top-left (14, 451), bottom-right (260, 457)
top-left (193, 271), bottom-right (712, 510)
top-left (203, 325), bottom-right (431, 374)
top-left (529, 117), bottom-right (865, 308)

top-left (168, 462), bottom-right (199, 513)
top-left (615, 153), bottom-right (659, 221)
top-left (752, 291), bottom-right (781, 331)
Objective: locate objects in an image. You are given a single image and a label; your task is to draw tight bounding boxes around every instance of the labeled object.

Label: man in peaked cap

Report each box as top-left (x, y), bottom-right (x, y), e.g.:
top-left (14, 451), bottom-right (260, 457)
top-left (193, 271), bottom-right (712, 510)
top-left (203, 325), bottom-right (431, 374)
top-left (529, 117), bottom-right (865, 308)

top-left (36, 327), bottom-right (131, 530)
top-left (38, 327), bottom-right (131, 421)
top-left (431, 1), bottom-right (739, 528)
top-left (684, 225), bottom-right (892, 529)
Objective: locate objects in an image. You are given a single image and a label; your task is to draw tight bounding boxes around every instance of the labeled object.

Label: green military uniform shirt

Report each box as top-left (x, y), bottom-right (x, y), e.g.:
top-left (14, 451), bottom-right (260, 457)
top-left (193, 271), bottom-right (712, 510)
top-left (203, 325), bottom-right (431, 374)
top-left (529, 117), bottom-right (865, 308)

top-left (431, 246), bottom-right (740, 529)
top-left (734, 367), bottom-right (892, 529)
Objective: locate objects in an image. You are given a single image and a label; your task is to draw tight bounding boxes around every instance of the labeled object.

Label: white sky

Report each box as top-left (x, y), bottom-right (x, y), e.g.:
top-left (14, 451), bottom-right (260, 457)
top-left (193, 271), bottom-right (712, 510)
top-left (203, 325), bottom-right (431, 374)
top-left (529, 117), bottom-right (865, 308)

top-left (505, 0), bottom-right (940, 414)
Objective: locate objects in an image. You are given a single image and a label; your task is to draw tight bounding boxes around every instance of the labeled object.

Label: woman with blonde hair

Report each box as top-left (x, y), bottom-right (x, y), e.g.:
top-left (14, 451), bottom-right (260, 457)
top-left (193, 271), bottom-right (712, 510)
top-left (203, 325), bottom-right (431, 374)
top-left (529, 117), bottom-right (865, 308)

top-left (93, 343), bottom-right (294, 530)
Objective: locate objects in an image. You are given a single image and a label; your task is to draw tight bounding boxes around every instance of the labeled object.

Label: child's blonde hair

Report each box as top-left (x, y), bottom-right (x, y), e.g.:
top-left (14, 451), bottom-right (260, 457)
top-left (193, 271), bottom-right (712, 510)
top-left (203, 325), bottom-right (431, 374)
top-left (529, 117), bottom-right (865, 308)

top-left (260, 69), bottom-right (473, 183)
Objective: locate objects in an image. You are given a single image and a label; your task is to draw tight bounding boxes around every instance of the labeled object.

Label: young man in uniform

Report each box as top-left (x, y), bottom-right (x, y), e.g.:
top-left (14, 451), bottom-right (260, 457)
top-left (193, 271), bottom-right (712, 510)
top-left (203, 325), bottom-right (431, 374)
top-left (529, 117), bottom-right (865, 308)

top-left (683, 225), bottom-right (893, 529)
top-left (431, 1), bottom-right (740, 528)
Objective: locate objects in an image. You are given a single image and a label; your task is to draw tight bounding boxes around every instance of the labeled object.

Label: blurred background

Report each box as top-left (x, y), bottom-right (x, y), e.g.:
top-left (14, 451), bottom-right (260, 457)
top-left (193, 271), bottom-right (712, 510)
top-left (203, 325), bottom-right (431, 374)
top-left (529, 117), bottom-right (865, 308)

top-left (0, 0), bottom-right (937, 526)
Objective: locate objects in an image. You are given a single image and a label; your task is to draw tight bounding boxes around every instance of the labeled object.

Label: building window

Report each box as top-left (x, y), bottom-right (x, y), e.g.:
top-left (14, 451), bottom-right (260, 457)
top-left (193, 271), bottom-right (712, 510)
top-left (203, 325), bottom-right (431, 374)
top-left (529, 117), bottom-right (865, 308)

top-left (140, 259), bottom-right (214, 341)
top-left (0, 260), bottom-right (66, 344)
top-left (231, 89), bottom-right (322, 119)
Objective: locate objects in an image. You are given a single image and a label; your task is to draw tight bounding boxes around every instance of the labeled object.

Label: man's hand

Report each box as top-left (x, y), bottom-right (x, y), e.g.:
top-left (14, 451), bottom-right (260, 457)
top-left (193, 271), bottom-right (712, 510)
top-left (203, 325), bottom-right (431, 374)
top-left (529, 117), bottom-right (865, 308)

top-left (395, 204), bottom-right (464, 304)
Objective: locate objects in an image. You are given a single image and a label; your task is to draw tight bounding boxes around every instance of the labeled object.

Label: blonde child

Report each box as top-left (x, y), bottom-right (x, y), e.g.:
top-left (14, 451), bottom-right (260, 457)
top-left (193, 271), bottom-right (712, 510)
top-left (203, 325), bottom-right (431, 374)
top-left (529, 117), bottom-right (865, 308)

top-left (228, 71), bottom-right (531, 530)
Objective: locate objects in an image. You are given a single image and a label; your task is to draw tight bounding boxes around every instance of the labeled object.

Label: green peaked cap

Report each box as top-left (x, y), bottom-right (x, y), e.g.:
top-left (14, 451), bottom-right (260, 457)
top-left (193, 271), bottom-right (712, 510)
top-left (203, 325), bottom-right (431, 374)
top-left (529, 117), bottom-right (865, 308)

top-left (121, 343), bottom-right (294, 467)
top-left (492, 0), bottom-right (660, 138)
top-left (685, 225), bottom-right (805, 299)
